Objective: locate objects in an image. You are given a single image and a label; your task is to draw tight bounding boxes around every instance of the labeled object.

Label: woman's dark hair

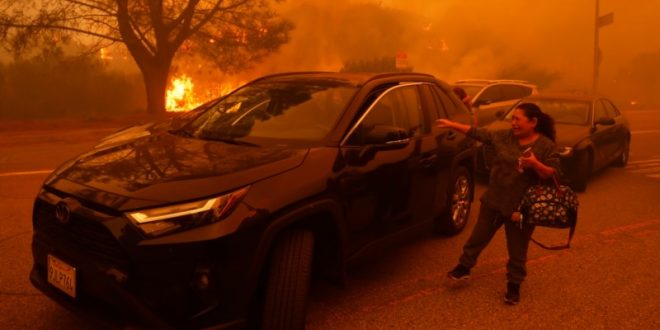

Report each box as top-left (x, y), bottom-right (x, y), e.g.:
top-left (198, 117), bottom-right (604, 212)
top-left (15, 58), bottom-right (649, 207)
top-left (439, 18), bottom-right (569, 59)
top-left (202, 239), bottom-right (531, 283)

top-left (516, 102), bottom-right (556, 142)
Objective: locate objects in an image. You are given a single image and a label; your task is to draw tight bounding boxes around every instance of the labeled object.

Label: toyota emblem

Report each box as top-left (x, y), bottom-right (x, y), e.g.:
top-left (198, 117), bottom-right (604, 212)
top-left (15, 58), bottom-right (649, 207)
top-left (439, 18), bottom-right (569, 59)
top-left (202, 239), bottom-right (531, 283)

top-left (55, 201), bottom-right (72, 224)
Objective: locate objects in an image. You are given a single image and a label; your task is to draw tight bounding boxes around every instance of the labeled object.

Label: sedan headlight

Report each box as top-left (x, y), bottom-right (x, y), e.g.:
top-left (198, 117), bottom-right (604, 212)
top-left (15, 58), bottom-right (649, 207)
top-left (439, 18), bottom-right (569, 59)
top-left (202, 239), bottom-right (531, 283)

top-left (558, 146), bottom-right (574, 157)
top-left (126, 186), bottom-right (249, 236)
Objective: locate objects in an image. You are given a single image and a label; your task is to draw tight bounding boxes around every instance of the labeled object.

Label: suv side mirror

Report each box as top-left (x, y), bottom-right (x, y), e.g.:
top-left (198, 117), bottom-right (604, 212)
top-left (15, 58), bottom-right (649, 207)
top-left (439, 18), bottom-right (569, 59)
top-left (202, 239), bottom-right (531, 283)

top-left (364, 125), bottom-right (410, 148)
top-left (344, 125), bottom-right (411, 165)
top-left (595, 117), bottom-right (615, 126)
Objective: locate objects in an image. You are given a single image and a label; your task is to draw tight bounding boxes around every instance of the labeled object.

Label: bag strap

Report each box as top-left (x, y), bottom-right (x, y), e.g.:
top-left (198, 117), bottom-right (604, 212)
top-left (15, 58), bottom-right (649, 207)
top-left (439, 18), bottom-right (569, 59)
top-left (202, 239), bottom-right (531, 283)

top-left (528, 212), bottom-right (577, 250)
top-left (533, 174), bottom-right (563, 198)
top-left (551, 174), bottom-right (564, 198)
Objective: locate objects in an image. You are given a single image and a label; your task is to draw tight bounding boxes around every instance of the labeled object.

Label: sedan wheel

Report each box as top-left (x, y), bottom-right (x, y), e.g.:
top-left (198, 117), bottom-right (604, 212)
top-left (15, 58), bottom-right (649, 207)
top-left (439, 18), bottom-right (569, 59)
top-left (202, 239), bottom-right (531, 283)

top-left (435, 166), bottom-right (472, 235)
top-left (613, 139), bottom-right (630, 167)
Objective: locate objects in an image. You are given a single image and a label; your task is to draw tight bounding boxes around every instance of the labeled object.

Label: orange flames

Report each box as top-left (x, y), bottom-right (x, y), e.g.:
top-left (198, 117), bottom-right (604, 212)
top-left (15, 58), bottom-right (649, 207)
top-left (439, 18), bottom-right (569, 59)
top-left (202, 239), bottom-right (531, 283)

top-left (166, 75), bottom-right (200, 112)
top-left (166, 74), bottom-right (243, 112)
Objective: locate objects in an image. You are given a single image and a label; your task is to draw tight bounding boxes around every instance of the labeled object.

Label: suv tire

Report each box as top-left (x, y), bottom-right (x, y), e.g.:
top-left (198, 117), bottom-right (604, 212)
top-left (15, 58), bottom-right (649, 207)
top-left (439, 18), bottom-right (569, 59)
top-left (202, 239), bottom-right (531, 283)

top-left (262, 230), bottom-right (315, 330)
top-left (435, 166), bottom-right (472, 235)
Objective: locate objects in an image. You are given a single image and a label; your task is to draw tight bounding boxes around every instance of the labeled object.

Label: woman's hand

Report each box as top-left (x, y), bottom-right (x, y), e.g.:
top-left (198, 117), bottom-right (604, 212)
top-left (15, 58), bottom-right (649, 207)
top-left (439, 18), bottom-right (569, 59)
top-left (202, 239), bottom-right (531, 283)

top-left (511, 211), bottom-right (523, 223)
top-left (436, 119), bottom-right (471, 134)
top-left (436, 118), bottom-right (454, 128)
top-left (519, 151), bottom-right (556, 179)
top-left (518, 152), bottom-right (539, 169)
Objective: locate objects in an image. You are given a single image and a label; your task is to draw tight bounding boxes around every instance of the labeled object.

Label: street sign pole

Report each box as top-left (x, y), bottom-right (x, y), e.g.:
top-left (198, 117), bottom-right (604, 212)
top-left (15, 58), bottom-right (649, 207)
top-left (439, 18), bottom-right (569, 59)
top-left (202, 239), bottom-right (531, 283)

top-left (593, 0), bottom-right (600, 93)
top-left (593, 0), bottom-right (614, 93)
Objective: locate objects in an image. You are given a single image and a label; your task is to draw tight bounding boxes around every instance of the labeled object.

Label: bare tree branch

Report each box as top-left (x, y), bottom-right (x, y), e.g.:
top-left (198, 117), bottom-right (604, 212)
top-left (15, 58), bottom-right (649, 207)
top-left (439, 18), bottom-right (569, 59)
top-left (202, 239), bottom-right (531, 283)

top-left (0, 0), bottom-right (293, 114)
top-left (62, 0), bottom-right (116, 16)
top-left (0, 22), bottom-right (122, 42)
top-left (127, 15), bottom-right (157, 55)
top-left (181, 0), bottom-right (229, 44)
top-left (167, 0), bottom-right (202, 33)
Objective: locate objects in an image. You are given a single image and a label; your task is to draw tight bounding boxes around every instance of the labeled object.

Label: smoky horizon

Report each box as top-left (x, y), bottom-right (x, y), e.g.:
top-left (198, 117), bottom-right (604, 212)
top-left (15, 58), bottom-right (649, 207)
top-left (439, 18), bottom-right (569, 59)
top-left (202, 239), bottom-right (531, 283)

top-left (1, 0), bottom-right (659, 117)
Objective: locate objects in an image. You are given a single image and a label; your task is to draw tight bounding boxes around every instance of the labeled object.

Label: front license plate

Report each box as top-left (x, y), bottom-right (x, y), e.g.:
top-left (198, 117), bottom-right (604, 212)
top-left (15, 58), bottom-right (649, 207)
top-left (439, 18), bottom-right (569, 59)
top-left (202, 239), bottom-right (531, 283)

top-left (47, 255), bottom-right (76, 298)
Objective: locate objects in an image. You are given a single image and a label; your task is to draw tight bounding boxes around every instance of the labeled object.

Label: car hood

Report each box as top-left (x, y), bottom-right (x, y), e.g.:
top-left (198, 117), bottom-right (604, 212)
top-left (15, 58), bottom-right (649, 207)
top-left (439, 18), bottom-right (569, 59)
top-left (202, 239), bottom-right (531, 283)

top-left (484, 120), bottom-right (590, 147)
top-left (554, 123), bottom-right (591, 147)
top-left (47, 130), bottom-right (309, 211)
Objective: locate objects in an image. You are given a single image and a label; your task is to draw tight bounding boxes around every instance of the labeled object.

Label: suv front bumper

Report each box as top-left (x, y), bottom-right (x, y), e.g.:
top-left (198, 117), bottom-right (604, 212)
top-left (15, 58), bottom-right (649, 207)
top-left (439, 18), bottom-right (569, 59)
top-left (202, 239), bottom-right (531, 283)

top-left (30, 191), bottom-right (250, 329)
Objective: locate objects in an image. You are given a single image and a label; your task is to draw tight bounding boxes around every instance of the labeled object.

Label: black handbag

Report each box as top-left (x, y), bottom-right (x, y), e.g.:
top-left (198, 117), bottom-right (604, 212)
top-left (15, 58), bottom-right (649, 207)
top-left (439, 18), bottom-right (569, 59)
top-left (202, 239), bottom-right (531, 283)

top-left (518, 175), bottom-right (579, 250)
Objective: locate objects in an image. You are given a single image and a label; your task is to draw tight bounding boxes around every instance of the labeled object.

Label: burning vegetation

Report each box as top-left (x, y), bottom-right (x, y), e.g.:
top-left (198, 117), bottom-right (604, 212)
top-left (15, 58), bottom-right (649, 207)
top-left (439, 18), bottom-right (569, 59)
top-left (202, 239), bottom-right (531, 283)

top-left (166, 75), bottom-right (198, 112)
top-left (165, 74), bottom-right (243, 112)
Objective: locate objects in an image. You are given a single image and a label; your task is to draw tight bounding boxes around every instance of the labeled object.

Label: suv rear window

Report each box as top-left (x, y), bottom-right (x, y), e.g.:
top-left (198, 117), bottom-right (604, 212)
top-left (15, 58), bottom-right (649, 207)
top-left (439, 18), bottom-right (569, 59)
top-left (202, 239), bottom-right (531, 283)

top-left (459, 85), bottom-right (482, 98)
top-left (478, 85), bottom-right (504, 103)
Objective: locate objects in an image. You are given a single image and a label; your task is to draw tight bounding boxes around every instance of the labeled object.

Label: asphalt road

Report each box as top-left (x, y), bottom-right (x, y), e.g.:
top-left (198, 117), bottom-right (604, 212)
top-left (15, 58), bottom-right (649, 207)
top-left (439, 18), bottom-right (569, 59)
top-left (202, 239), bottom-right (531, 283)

top-left (1, 110), bottom-right (659, 329)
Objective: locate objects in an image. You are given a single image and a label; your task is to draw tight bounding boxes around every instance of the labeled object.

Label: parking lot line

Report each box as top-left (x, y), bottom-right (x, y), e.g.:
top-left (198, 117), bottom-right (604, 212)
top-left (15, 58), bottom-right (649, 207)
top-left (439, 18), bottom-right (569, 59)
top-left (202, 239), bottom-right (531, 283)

top-left (627, 159), bottom-right (660, 165)
top-left (631, 129), bottom-right (660, 135)
top-left (0, 170), bottom-right (53, 177)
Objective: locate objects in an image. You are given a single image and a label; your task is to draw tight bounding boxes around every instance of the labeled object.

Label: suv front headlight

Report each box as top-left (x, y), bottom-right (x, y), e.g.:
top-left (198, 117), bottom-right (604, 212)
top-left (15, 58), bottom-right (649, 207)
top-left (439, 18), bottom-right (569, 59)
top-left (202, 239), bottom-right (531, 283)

top-left (126, 186), bottom-right (249, 236)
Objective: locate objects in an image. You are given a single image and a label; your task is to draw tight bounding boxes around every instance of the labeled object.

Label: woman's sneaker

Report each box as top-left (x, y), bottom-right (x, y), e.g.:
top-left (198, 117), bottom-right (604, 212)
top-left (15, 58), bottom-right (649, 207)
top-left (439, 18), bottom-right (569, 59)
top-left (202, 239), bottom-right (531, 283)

top-left (504, 282), bottom-right (520, 305)
top-left (447, 264), bottom-right (471, 281)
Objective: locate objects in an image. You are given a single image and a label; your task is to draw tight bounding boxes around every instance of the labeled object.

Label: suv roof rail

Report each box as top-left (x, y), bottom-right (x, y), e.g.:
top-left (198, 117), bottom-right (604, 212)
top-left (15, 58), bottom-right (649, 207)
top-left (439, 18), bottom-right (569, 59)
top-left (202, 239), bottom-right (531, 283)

top-left (455, 79), bottom-right (533, 85)
top-left (369, 72), bottom-right (435, 80)
top-left (247, 71), bottom-right (437, 86)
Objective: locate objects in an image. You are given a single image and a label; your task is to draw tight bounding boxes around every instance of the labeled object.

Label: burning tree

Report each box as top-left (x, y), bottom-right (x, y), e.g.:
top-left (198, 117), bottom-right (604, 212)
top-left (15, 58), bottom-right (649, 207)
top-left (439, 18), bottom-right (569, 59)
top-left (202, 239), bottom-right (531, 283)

top-left (0, 1), bottom-right (293, 114)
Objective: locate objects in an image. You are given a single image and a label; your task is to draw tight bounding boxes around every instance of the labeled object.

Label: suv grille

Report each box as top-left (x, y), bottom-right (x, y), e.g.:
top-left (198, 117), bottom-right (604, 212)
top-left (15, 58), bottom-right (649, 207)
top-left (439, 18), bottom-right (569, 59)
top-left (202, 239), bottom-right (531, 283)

top-left (34, 199), bottom-right (130, 269)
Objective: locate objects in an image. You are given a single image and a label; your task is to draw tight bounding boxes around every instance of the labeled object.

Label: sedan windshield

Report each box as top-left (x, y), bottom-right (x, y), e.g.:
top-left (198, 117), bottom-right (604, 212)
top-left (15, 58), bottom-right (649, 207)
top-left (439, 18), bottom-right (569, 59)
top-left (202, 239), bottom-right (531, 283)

top-left (506, 100), bottom-right (590, 125)
top-left (179, 80), bottom-right (357, 142)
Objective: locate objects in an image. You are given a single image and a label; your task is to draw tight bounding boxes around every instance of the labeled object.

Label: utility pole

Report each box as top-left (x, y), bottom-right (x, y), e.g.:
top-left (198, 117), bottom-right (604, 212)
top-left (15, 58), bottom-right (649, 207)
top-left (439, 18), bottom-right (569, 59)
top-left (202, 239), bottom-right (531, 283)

top-left (593, 0), bottom-right (614, 93)
top-left (593, 0), bottom-right (600, 93)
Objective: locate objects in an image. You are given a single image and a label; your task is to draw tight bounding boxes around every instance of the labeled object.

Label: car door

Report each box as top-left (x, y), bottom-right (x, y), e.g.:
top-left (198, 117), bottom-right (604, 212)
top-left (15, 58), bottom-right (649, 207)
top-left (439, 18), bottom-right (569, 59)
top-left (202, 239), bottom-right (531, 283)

top-left (426, 84), bottom-right (473, 215)
top-left (338, 84), bottom-right (437, 253)
top-left (406, 85), bottom-right (443, 228)
top-left (602, 99), bottom-right (629, 161)
top-left (590, 99), bottom-right (618, 169)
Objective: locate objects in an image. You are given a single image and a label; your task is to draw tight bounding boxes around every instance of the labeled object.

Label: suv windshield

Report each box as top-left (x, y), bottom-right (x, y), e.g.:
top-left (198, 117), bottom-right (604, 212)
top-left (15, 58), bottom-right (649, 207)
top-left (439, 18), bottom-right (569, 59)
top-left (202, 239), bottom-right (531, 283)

top-left (179, 80), bottom-right (357, 142)
top-left (506, 100), bottom-right (590, 125)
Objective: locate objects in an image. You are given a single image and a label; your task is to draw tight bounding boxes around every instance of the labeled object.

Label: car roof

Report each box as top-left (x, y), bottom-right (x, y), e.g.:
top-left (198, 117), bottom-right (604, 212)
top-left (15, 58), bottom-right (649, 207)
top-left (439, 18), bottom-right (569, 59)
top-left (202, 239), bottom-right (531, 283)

top-left (250, 71), bottom-right (437, 86)
top-left (455, 79), bottom-right (536, 87)
top-left (522, 93), bottom-right (602, 103)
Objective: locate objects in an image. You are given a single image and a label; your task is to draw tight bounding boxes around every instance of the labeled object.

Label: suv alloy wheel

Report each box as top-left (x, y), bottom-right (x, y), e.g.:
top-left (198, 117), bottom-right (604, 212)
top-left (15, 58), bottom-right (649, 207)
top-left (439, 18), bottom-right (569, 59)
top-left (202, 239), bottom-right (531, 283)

top-left (435, 166), bottom-right (472, 235)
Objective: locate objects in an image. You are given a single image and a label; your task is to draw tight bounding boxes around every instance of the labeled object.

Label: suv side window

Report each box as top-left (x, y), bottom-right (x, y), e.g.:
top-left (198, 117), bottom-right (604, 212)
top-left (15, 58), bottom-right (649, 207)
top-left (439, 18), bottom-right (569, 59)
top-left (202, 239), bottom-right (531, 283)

top-left (477, 85), bottom-right (503, 104)
top-left (518, 86), bottom-right (534, 98)
top-left (500, 84), bottom-right (520, 100)
top-left (346, 86), bottom-right (424, 145)
top-left (399, 86), bottom-right (424, 134)
top-left (432, 85), bottom-right (461, 118)
top-left (421, 85), bottom-right (445, 119)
